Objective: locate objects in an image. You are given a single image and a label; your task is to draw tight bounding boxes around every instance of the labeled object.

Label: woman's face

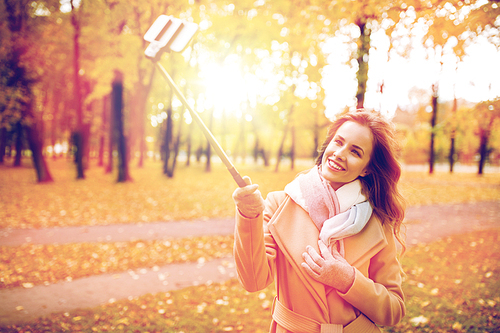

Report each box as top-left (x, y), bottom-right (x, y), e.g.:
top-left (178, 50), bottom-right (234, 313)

top-left (320, 121), bottom-right (374, 190)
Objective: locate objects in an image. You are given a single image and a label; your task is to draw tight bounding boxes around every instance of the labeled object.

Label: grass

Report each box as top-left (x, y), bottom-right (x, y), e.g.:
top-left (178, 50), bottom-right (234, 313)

top-left (1, 158), bottom-right (500, 332)
top-left (2, 229), bottom-right (499, 332)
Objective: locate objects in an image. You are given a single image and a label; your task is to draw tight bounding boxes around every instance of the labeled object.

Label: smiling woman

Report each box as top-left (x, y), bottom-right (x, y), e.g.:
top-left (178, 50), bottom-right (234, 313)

top-left (232, 110), bottom-right (407, 333)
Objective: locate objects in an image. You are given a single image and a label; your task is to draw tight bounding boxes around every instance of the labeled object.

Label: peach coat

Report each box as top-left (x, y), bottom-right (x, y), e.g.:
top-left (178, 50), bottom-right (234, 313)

top-left (234, 191), bottom-right (405, 333)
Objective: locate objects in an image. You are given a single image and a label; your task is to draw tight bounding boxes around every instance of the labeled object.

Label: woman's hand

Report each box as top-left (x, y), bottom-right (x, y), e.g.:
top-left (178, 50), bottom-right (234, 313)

top-left (232, 176), bottom-right (265, 219)
top-left (301, 240), bottom-right (355, 294)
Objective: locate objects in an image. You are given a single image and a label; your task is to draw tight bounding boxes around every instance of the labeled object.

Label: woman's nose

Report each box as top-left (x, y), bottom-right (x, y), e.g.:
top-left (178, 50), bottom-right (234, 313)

top-left (334, 147), bottom-right (347, 160)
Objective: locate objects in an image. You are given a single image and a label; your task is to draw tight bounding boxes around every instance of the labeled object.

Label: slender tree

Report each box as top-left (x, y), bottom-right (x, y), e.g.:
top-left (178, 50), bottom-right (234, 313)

top-left (449, 95), bottom-right (458, 173)
top-left (475, 99), bottom-right (500, 175)
top-left (429, 84), bottom-right (438, 174)
top-left (112, 71), bottom-right (132, 182)
top-left (70, 0), bottom-right (85, 179)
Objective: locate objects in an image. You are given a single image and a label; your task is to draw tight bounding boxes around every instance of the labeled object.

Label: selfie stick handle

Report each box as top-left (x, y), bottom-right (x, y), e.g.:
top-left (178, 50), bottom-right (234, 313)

top-left (155, 62), bottom-right (247, 188)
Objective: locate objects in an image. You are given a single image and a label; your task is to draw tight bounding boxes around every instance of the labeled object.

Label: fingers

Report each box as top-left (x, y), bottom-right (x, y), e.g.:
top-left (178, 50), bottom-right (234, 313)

top-left (302, 252), bottom-right (320, 273)
top-left (302, 241), bottom-right (355, 291)
top-left (233, 184), bottom-right (259, 198)
top-left (306, 245), bottom-right (325, 264)
top-left (242, 176), bottom-right (252, 186)
top-left (232, 175), bottom-right (265, 219)
top-left (232, 176), bottom-right (259, 201)
top-left (302, 242), bottom-right (337, 275)
top-left (318, 240), bottom-right (334, 260)
top-left (302, 245), bottom-right (325, 275)
top-left (329, 244), bottom-right (348, 263)
top-left (301, 262), bottom-right (320, 278)
top-left (233, 176), bottom-right (258, 197)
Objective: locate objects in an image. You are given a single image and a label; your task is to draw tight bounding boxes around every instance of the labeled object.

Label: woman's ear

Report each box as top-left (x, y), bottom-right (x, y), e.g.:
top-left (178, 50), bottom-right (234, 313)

top-left (360, 168), bottom-right (370, 177)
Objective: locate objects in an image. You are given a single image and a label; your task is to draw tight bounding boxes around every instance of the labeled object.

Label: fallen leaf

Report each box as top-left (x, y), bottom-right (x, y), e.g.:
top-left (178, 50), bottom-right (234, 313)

top-left (410, 315), bottom-right (429, 326)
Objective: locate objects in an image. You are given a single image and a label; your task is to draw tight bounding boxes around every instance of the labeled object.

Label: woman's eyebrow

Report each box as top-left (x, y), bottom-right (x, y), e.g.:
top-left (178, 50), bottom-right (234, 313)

top-left (352, 144), bottom-right (365, 154)
top-left (335, 134), bottom-right (364, 155)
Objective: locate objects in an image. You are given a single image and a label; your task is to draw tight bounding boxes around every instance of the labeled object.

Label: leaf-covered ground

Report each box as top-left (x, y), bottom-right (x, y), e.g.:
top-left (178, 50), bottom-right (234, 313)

top-left (387, 229), bottom-right (500, 333)
top-left (2, 229), bottom-right (499, 333)
top-left (0, 235), bottom-right (234, 289)
top-left (1, 159), bottom-right (499, 228)
top-left (1, 159), bottom-right (499, 332)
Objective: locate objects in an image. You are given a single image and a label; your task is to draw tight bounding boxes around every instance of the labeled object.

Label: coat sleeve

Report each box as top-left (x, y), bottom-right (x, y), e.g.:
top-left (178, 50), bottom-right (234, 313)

top-left (233, 192), bottom-right (283, 292)
top-left (338, 223), bottom-right (406, 326)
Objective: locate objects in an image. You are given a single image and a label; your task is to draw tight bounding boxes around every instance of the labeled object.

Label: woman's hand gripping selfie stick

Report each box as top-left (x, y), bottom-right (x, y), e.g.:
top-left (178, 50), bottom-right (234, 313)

top-left (155, 62), bottom-right (247, 188)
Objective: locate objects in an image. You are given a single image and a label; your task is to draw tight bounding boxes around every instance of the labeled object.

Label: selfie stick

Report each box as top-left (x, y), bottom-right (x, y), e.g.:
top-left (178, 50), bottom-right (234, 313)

top-left (144, 15), bottom-right (247, 188)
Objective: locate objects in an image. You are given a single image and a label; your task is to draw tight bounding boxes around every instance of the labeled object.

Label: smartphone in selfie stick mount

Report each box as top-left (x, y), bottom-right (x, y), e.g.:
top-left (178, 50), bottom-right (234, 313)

top-left (144, 15), bottom-right (247, 188)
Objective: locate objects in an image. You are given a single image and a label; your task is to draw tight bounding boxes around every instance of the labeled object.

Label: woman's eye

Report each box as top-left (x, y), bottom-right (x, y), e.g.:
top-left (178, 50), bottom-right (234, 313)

top-left (352, 150), bottom-right (361, 157)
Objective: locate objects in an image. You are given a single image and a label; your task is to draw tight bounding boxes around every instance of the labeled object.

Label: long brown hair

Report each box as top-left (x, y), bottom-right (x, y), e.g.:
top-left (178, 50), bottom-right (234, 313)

top-left (315, 110), bottom-right (406, 250)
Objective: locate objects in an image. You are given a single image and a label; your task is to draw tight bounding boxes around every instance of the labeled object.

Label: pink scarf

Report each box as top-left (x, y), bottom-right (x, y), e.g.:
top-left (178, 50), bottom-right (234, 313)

top-left (284, 166), bottom-right (372, 256)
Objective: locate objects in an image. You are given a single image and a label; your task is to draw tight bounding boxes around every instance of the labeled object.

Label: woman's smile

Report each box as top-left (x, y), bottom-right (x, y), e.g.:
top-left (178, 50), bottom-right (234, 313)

top-left (327, 157), bottom-right (345, 171)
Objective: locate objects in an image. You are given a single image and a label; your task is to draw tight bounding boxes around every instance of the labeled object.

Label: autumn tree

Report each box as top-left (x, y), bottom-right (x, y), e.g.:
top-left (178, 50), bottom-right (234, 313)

top-left (318, 0), bottom-right (415, 110)
top-left (474, 98), bottom-right (500, 175)
top-left (0, 0), bottom-right (55, 182)
top-left (112, 71), bottom-right (132, 182)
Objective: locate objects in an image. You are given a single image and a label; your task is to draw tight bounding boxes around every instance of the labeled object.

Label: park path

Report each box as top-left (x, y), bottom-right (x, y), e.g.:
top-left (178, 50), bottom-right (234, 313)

top-left (1, 201), bottom-right (499, 326)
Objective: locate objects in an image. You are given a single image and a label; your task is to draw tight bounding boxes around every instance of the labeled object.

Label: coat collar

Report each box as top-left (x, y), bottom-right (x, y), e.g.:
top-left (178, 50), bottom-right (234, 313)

top-left (267, 195), bottom-right (387, 319)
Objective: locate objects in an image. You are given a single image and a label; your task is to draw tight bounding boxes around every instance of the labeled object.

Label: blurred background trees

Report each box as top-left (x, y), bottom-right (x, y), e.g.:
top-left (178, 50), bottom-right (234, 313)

top-left (0, 0), bottom-right (498, 182)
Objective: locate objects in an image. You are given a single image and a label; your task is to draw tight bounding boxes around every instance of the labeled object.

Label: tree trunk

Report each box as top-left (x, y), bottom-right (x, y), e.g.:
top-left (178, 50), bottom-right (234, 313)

top-left (429, 85), bottom-right (438, 174)
top-left (262, 149), bottom-right (269, 167)
top-left (170, 112), bottom-right (183, 177)
top-left (290, 124), bottom-right (295, 170)
top-left (237, 116), bottom-right (246, 163)
top-left (251, 119), bottom-right (269, 166)
top-left (275, 122), bottom-right (289, 172)
top-left (163, 106), bottom-right (173, 177)
top-left (205, 108), bottom-right (214, 172)
top-left (313, 108), bottom-right (320, 160)
top-left (51, 88), bottom-right (61, 160)
top-left (105, 94), bottom-right (113, 173)
top-left (26, 122), bottom-right (53, 182)
top-left (355, 20), bottom-right (371, 109)
top-left (478, 131), bottom-right (488, 175)
top-left (253, 135), bottom-right (260, 163)
top-left (449, 136), bottom-right (455, 173)
top-left (137, 131), bottom-right (145, 167)
top-left (186, 121), bottom-right (192, 167)
top-left (71, 1), bottom-right (84, 179)
top-left (275, 104), bottom-right (294, 172)
top-left (112, 71), bottom-right (132, 182)
top-left (14, 121), bottom-right (23, 167)
top-left (83, 103), bottom-right (93, 169)
top-left (0, 127), bottom-right (6, 164)
top-left (449, 97), bottom-right (457, 173)
top-left (73, 131), bottom-right (84, 179)
top-left (24, 93), bottom-right (52, 182)
top-left (98, 96), bottom-right (108, 167)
